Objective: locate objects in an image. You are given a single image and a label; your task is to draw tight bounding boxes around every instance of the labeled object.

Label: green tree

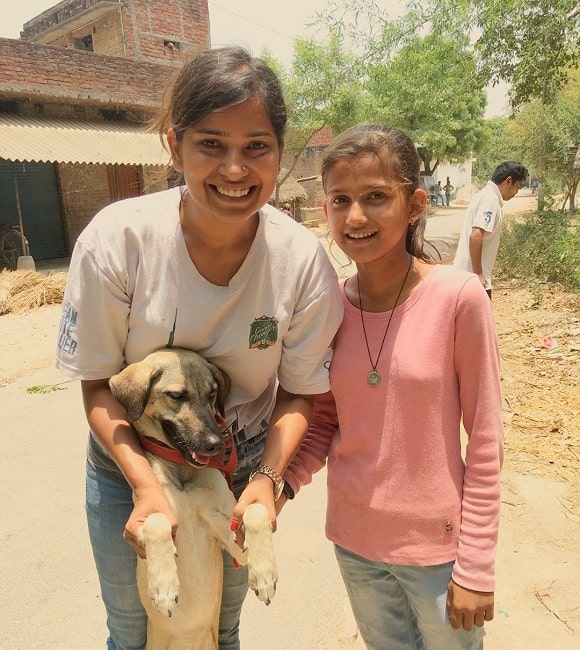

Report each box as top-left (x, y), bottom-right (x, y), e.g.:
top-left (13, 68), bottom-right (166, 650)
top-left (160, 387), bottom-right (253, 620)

top-left (321, 0), bottom-right (580, 109)
top-left (513, 73), bottom-right (580, 211)
top-left (366, 33), bottom-right (487, 174)
top-left (263, 33), bottom-right (369, 204)
top-left (472, 118), bottom-right (521, 184)
top-left (286, 34), bottom-right (369, 137)
top-left (443, 0), bottom-right (580, 108)
top-left (320, 0), bottom-right (579, 210)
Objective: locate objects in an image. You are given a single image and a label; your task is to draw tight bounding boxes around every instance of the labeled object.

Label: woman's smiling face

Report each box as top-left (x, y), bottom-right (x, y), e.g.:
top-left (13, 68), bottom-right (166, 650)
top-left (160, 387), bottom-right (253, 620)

top-left (323, 154), bottom-right (418, 264)
top-left (168, 97), bottom-right (282, 223)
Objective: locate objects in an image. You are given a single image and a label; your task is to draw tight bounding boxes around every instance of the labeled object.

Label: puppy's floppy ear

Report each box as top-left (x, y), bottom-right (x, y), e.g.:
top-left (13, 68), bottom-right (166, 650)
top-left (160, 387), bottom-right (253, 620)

top-left (208, 363), bottom-right (231, 417)
top-left (109, 361), bottom-right (160, 422)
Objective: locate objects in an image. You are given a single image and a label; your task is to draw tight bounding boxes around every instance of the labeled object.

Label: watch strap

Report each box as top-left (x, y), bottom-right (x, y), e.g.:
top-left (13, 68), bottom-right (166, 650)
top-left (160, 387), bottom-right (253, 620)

top-left (282, 481), bottom-right (295, 500)
top-left (249, 464), bottom-right (284, 500)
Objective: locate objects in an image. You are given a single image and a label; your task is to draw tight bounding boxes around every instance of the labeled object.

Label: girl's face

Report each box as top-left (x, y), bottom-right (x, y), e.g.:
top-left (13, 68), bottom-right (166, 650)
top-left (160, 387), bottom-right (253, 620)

top-left (167, 97), bottom-right (282, 223)
top-left (323, 154), bottom-right (425, 265)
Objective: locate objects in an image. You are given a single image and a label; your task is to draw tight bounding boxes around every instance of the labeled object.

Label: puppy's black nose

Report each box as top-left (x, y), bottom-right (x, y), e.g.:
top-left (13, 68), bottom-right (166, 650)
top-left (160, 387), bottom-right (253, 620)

top-left (200, 432), bottom-right (225, 456)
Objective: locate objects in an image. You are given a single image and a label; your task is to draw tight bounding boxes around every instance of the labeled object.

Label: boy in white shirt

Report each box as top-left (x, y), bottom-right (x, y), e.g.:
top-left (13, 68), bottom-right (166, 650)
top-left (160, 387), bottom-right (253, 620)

top-left (453, 162), bottom-right (528, 298)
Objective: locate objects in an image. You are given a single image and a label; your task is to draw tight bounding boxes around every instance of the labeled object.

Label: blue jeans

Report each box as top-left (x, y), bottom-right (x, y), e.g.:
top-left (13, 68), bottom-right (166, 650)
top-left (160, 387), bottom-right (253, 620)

top-left (86, 461), bottom-right (248, 650)
top-left (335, 545), bottom-right (485, 650)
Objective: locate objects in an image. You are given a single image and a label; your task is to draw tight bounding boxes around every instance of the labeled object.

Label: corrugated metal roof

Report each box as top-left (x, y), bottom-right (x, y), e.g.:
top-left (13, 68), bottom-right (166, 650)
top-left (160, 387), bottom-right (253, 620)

top-left (0, 115), bottom-right (170, 166)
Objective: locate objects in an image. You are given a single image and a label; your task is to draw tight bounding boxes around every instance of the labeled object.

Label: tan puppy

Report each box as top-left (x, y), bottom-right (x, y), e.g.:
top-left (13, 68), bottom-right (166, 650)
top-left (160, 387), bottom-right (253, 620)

top-left (109, 347), bottom-right (277, 650)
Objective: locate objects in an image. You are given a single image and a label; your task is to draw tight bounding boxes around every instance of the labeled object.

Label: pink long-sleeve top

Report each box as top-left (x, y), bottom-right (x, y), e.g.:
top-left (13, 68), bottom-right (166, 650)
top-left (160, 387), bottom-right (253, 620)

top-left (285, 264), bottom-right (504, 592)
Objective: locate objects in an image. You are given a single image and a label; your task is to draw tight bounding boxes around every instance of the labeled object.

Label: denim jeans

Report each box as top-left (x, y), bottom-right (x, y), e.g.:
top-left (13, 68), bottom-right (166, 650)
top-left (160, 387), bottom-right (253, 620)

top-left (335, 545), bottom-right (485, 650)
top-left (86, 461), bottom-right (248, 650)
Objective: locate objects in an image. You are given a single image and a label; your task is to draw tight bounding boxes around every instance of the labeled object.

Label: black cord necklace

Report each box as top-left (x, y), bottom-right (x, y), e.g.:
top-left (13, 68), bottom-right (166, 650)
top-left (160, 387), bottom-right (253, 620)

top-left (357, 255), bottom-right (413, 387)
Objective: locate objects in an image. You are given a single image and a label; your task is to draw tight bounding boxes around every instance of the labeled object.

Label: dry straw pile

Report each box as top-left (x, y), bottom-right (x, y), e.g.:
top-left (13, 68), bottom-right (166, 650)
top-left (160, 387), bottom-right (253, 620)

top-left (0, 269), bottom-right (67, 315)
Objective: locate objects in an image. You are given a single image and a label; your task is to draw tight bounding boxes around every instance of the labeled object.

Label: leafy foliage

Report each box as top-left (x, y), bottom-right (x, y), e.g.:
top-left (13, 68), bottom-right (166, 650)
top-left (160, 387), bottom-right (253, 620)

top-left (511, 72), bottom-right (580, 210)
top-left (465, 0), bottom-right (580, 107)
top-left (261, 35), bottom-right (370, 203)
top-left (319, 0), bottom-right (580, 109)
top-left (26, 384), bottom-right (67, 394)
top-left (366, 33), bottom-right (487, 174)
top-left (278, 20), bottom-right (488, 174)
top-left (472, 118), bottom-right (521, 184)
top-left (286, 33), bottom-right (368, 139)
top-left (496, 210), bottom-right (580, 290)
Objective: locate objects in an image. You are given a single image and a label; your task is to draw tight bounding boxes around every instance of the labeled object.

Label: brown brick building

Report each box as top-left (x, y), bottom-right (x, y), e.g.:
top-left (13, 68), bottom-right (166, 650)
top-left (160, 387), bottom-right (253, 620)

top-left (0, 0), bottom-right (209, 262)
top-left (290, 126), bottom-right (334, 211)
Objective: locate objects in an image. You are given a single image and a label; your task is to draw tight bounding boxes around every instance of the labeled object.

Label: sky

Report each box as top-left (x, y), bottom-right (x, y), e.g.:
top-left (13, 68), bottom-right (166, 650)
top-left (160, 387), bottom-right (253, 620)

top-left (1, 0), bottom-right (509, 116)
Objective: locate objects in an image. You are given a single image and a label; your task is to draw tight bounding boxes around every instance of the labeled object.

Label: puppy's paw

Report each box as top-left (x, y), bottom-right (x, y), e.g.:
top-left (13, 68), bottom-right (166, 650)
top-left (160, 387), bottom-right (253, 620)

top-left (142, 513), bottom-right (180, 617)
top-left (147, 567), bottom-right (180, 618)
top-left (248, 553), bottom-right (278, 606)
top-left (243, 504), bottom-right (278, 605)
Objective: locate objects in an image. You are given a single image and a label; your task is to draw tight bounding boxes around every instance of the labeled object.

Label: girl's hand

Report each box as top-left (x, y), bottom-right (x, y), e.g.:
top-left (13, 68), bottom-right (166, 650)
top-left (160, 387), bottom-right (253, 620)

top-left (446, 580), bottom-right (494, 631)
top-left (123, 483), bottom-right (178, 558)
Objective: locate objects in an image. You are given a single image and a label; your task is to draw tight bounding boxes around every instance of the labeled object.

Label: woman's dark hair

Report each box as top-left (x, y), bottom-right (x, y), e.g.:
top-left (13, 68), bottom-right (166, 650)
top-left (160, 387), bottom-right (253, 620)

top-left (321, 124), bottom-right (439, 262)
top-left (154, 46), bottom-right (287, 147)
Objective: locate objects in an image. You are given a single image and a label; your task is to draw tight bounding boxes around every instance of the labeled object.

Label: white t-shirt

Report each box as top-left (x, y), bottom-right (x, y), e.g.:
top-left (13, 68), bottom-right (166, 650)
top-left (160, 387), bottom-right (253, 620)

top-left (56, 187), bottom-right (343, 476)
top-left (453, 181), bottom-right (504, 290)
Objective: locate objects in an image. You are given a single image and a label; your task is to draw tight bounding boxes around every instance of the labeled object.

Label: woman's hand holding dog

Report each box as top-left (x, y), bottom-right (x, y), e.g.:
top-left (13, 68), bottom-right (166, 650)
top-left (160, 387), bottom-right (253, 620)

top-left (230, 388), bottom-right (315, 549)
top-left (232, 476), bottom-right (277, 539)
top-left (124, 483), bottom-right (178, 558)
top-left (81, 378), bottom-right (179, 560)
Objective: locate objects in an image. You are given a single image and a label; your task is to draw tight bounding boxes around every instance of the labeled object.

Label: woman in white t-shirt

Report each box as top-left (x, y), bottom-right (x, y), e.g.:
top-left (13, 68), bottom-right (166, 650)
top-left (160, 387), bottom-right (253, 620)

top-left (56, 46), bottom-right (343, 650)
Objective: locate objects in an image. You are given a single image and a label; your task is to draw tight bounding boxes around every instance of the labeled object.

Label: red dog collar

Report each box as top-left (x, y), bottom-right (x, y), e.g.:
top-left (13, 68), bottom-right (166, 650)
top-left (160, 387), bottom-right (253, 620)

top-left (139, 414), bottom-right (237, 477)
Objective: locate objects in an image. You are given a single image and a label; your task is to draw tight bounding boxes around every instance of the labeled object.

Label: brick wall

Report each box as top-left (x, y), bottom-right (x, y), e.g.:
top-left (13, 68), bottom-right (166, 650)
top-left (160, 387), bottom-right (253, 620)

top-left (57, 163), bottom-right (111, 248)
top-left (45, 14), bottom-right (127, 58)
top-left (0, 38), bottom-right (178, 111)
top-left (58, 162), bottom-right (168, 248)
top-left (124, 0), bottom-right (209, 63)
top-left (280, 127), bottom-right (334, 209)
top-left (282, 147), bottom-right (327, 208)
top-left (21, 0), bottom-right (209, 65)
top-left (2, 0), bottom-right (209, 257)
top-left (126, 0), bottom-right (210, 59)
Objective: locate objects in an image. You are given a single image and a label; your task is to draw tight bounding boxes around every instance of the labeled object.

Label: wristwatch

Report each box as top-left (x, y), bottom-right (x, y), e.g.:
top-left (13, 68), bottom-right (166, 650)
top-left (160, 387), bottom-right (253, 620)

top-left (249, 465), bottom-right (285, 501)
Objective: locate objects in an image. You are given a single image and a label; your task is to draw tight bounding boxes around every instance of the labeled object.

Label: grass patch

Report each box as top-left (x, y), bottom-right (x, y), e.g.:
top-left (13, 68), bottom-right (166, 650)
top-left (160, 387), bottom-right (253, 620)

top-left (496, 209), bottom-right (579, 292)
top-left (26, 384), bottom-right (68, 394)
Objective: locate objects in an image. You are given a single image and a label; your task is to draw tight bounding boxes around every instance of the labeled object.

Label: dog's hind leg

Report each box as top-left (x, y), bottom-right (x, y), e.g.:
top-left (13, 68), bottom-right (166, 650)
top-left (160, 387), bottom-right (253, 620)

top-left (243, 503), bottom-right (277, 605)
top-left (140, 512), bottom-right (179, 618)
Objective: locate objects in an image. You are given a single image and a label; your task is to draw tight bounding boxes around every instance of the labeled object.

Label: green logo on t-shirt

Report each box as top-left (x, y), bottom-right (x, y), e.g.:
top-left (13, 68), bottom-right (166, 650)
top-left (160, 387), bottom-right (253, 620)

top-left (249, 316), bottom-right (278, 350)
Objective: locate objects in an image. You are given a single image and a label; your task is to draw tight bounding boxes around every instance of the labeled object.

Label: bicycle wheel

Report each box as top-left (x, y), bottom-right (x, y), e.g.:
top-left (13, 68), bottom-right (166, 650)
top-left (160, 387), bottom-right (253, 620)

top-left (1, 229), bottom-right (23, 270)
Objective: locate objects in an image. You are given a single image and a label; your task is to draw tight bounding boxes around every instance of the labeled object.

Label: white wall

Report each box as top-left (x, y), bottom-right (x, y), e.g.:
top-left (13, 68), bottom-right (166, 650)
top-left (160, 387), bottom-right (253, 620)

top-left (434, 159), bottom-right (474, 201)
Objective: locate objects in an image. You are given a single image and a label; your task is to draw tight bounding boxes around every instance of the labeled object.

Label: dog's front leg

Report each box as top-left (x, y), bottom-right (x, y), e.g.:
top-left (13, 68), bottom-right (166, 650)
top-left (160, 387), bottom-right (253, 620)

top-left (243, 504), bottom-right (278, 606)
top-left (140, 512), bottom-right (179, 618)
top-left (207, 503), bottom-right (277, 605)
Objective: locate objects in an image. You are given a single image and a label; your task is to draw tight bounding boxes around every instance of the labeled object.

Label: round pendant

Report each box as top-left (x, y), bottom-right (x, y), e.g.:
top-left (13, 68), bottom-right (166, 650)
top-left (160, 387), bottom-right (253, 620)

top-left (367, 370), bottom-right (381, 386)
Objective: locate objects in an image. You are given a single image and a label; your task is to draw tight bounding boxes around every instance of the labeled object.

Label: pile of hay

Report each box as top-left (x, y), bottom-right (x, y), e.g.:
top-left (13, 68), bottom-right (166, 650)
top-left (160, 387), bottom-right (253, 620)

top-left (0, 269), bottom-right (67, 315)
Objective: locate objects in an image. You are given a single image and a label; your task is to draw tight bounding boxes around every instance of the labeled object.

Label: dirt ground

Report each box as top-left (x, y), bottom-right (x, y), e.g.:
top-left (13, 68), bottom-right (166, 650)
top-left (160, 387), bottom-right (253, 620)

top-left (0, 204), bottom-right (579, 647)
top-left (487, 281), bottom-right (579, 649)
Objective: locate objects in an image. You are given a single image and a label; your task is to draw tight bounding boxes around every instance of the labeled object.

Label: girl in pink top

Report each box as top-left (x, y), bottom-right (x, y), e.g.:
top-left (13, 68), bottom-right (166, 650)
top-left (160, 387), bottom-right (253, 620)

top-left (283, 125), bottom-right (504, 649)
